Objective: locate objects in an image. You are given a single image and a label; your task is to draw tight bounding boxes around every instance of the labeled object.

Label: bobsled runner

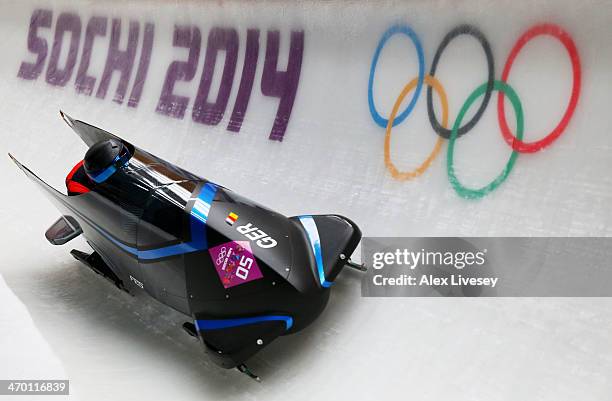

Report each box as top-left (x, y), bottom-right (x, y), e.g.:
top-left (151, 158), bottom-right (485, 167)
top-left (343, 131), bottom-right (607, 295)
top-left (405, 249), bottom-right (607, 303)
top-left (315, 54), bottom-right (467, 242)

top-left (9, 111), bottom-right (366, 380)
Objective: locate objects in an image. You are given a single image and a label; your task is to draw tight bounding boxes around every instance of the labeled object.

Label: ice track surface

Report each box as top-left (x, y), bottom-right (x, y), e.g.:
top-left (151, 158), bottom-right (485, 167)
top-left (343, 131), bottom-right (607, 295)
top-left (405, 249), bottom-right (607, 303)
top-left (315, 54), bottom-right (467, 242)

top-left (1, 0), bottom-right (612, 400)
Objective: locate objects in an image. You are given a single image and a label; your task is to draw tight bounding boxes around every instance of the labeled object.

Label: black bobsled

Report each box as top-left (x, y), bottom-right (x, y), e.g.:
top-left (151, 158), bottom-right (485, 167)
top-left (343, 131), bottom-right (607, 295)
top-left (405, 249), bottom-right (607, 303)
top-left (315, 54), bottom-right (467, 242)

top-left (9, 111), bottom-right (366, 380)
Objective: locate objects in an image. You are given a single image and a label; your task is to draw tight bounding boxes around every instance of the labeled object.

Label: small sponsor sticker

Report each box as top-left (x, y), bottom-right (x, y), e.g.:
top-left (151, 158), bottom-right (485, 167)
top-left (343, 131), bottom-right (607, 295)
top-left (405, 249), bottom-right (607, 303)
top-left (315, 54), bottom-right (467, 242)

top-left (209, 241), bottom-right (263, 288)
top-left (225, 212), bottom-right (238, 225)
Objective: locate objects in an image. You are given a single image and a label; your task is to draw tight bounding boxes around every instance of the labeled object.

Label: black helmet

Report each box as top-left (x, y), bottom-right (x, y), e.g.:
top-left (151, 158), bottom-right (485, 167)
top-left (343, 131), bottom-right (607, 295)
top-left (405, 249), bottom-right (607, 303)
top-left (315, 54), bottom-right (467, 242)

top-left (84, 139), bottom-right (131, 183)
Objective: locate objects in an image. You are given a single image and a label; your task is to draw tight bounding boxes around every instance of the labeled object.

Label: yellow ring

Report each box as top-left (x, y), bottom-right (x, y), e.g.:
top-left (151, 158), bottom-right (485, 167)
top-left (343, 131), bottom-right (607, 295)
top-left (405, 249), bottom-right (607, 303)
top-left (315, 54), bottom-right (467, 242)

top-left (385, 75), bottom-right (448, 181)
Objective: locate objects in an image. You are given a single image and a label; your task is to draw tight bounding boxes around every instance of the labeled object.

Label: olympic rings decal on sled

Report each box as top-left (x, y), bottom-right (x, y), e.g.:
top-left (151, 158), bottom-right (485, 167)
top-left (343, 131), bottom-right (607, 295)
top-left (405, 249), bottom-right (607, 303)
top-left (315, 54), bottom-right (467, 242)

top-left (368, 22), bottom-right (582, 199)
top-left (216, 246), bottom-right (227, 265)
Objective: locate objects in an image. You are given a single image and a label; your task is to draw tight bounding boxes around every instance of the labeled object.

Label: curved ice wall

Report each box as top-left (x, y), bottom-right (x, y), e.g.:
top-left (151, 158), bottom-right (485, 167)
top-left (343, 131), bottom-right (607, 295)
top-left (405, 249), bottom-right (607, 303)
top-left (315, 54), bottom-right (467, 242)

top-left (1, 0), bottom-right (610, 237)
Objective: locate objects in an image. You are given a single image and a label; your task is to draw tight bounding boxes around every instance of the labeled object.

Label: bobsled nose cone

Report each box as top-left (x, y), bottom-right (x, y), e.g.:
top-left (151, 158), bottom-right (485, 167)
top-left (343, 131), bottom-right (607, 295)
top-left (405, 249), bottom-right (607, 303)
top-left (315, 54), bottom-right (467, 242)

top-left (295, 214), bottom-right (363, 287)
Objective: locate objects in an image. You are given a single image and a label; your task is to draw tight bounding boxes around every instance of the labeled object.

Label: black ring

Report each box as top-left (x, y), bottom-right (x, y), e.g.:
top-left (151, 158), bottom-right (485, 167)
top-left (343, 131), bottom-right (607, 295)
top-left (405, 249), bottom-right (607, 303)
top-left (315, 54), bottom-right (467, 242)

top-left (427, 24), bottom-right (494, 140)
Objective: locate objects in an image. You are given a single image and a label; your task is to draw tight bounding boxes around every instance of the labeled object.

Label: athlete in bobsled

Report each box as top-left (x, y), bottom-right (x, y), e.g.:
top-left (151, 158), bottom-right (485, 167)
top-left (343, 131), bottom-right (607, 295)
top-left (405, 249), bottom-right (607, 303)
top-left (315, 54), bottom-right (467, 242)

top-left (8, 111), bottom-right (366, 380)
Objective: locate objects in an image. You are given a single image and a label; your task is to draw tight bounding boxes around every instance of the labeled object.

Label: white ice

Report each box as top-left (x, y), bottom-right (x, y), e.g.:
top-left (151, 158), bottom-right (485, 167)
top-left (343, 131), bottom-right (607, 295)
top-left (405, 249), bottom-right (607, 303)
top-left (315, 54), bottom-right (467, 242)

top-left (1, 0), bottom-right (611, 400)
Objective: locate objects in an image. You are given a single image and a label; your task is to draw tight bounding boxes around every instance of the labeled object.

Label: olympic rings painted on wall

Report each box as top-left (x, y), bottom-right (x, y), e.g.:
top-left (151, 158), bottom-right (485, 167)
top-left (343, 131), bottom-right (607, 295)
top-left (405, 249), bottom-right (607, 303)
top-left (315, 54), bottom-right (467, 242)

top-left (427, 24), bottom-right (494, 140)
top-left (497, 24), bottom-right (581, 153)
top-left (368, 22), bottom-right (581, 199)
top-left (448, 80), bottom-right (523, 199)
top-left (385, 75), bottom-right (448, 181)
top-left (368, 24), bottom-right (425, 128)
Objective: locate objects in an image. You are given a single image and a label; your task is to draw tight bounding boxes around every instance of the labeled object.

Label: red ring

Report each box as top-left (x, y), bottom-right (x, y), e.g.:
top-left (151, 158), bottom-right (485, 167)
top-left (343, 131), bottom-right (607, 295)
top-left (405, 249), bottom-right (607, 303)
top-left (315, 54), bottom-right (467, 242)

top-left (497, 23), bottom-right (581, 153)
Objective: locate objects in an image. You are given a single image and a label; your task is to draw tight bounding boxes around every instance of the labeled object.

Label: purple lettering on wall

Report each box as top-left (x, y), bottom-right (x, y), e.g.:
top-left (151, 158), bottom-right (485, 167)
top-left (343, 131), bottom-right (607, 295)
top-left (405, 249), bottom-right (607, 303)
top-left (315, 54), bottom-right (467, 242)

top-left (18, 9), bottom-right (52, 80)
top-left (156, 26), bottom-right (201, 119)
top-left (17, 8), bottom-right (306, 142)
top-left (75, 16), bottom-right (107, 95)
top-left (261, 30), bottom-right (304, 141)
top-left (227, 29), bottom-right (259, 133)
top-left (96, 19), bottom-right (139, 103)
top-left (128, 22), bottom-right (155, 108)
top-left (192, 27), bottom-right (239, 126)
top-left (45, 12), bottom-right (81, 87)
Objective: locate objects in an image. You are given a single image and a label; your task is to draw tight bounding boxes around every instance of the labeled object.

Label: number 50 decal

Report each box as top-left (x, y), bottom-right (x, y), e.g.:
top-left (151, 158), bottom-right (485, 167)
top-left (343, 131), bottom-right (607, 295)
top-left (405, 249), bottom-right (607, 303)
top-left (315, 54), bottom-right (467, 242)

top-left (236, 255), bottom-right (253, 280)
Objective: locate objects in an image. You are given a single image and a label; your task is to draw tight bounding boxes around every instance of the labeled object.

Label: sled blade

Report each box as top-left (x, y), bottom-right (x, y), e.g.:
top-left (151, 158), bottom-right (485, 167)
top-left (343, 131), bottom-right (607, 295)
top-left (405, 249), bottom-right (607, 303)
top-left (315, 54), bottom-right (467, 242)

top-left (8, 153), bottom-right (66, 200)
top-left (59, 110), bottom-right (131, 148)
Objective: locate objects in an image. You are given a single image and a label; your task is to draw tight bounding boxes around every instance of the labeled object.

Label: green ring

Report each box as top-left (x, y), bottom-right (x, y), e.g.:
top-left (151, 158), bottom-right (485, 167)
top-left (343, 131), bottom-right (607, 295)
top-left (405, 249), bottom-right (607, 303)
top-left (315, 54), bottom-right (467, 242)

top-left (447, 80), bottom-right (524, 199)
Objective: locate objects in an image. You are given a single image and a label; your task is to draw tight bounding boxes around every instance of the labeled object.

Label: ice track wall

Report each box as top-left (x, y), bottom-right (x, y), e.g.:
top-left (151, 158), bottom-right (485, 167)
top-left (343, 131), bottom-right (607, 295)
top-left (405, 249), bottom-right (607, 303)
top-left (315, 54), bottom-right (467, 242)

top-left (2, 0), bottom-right (612, 238)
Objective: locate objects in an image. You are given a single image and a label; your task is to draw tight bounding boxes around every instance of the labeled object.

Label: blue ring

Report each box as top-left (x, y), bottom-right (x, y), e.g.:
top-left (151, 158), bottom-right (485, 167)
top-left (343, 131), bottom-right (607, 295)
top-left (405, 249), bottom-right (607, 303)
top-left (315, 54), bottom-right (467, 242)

top-left (368, 24), bottom-right (425, 128)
